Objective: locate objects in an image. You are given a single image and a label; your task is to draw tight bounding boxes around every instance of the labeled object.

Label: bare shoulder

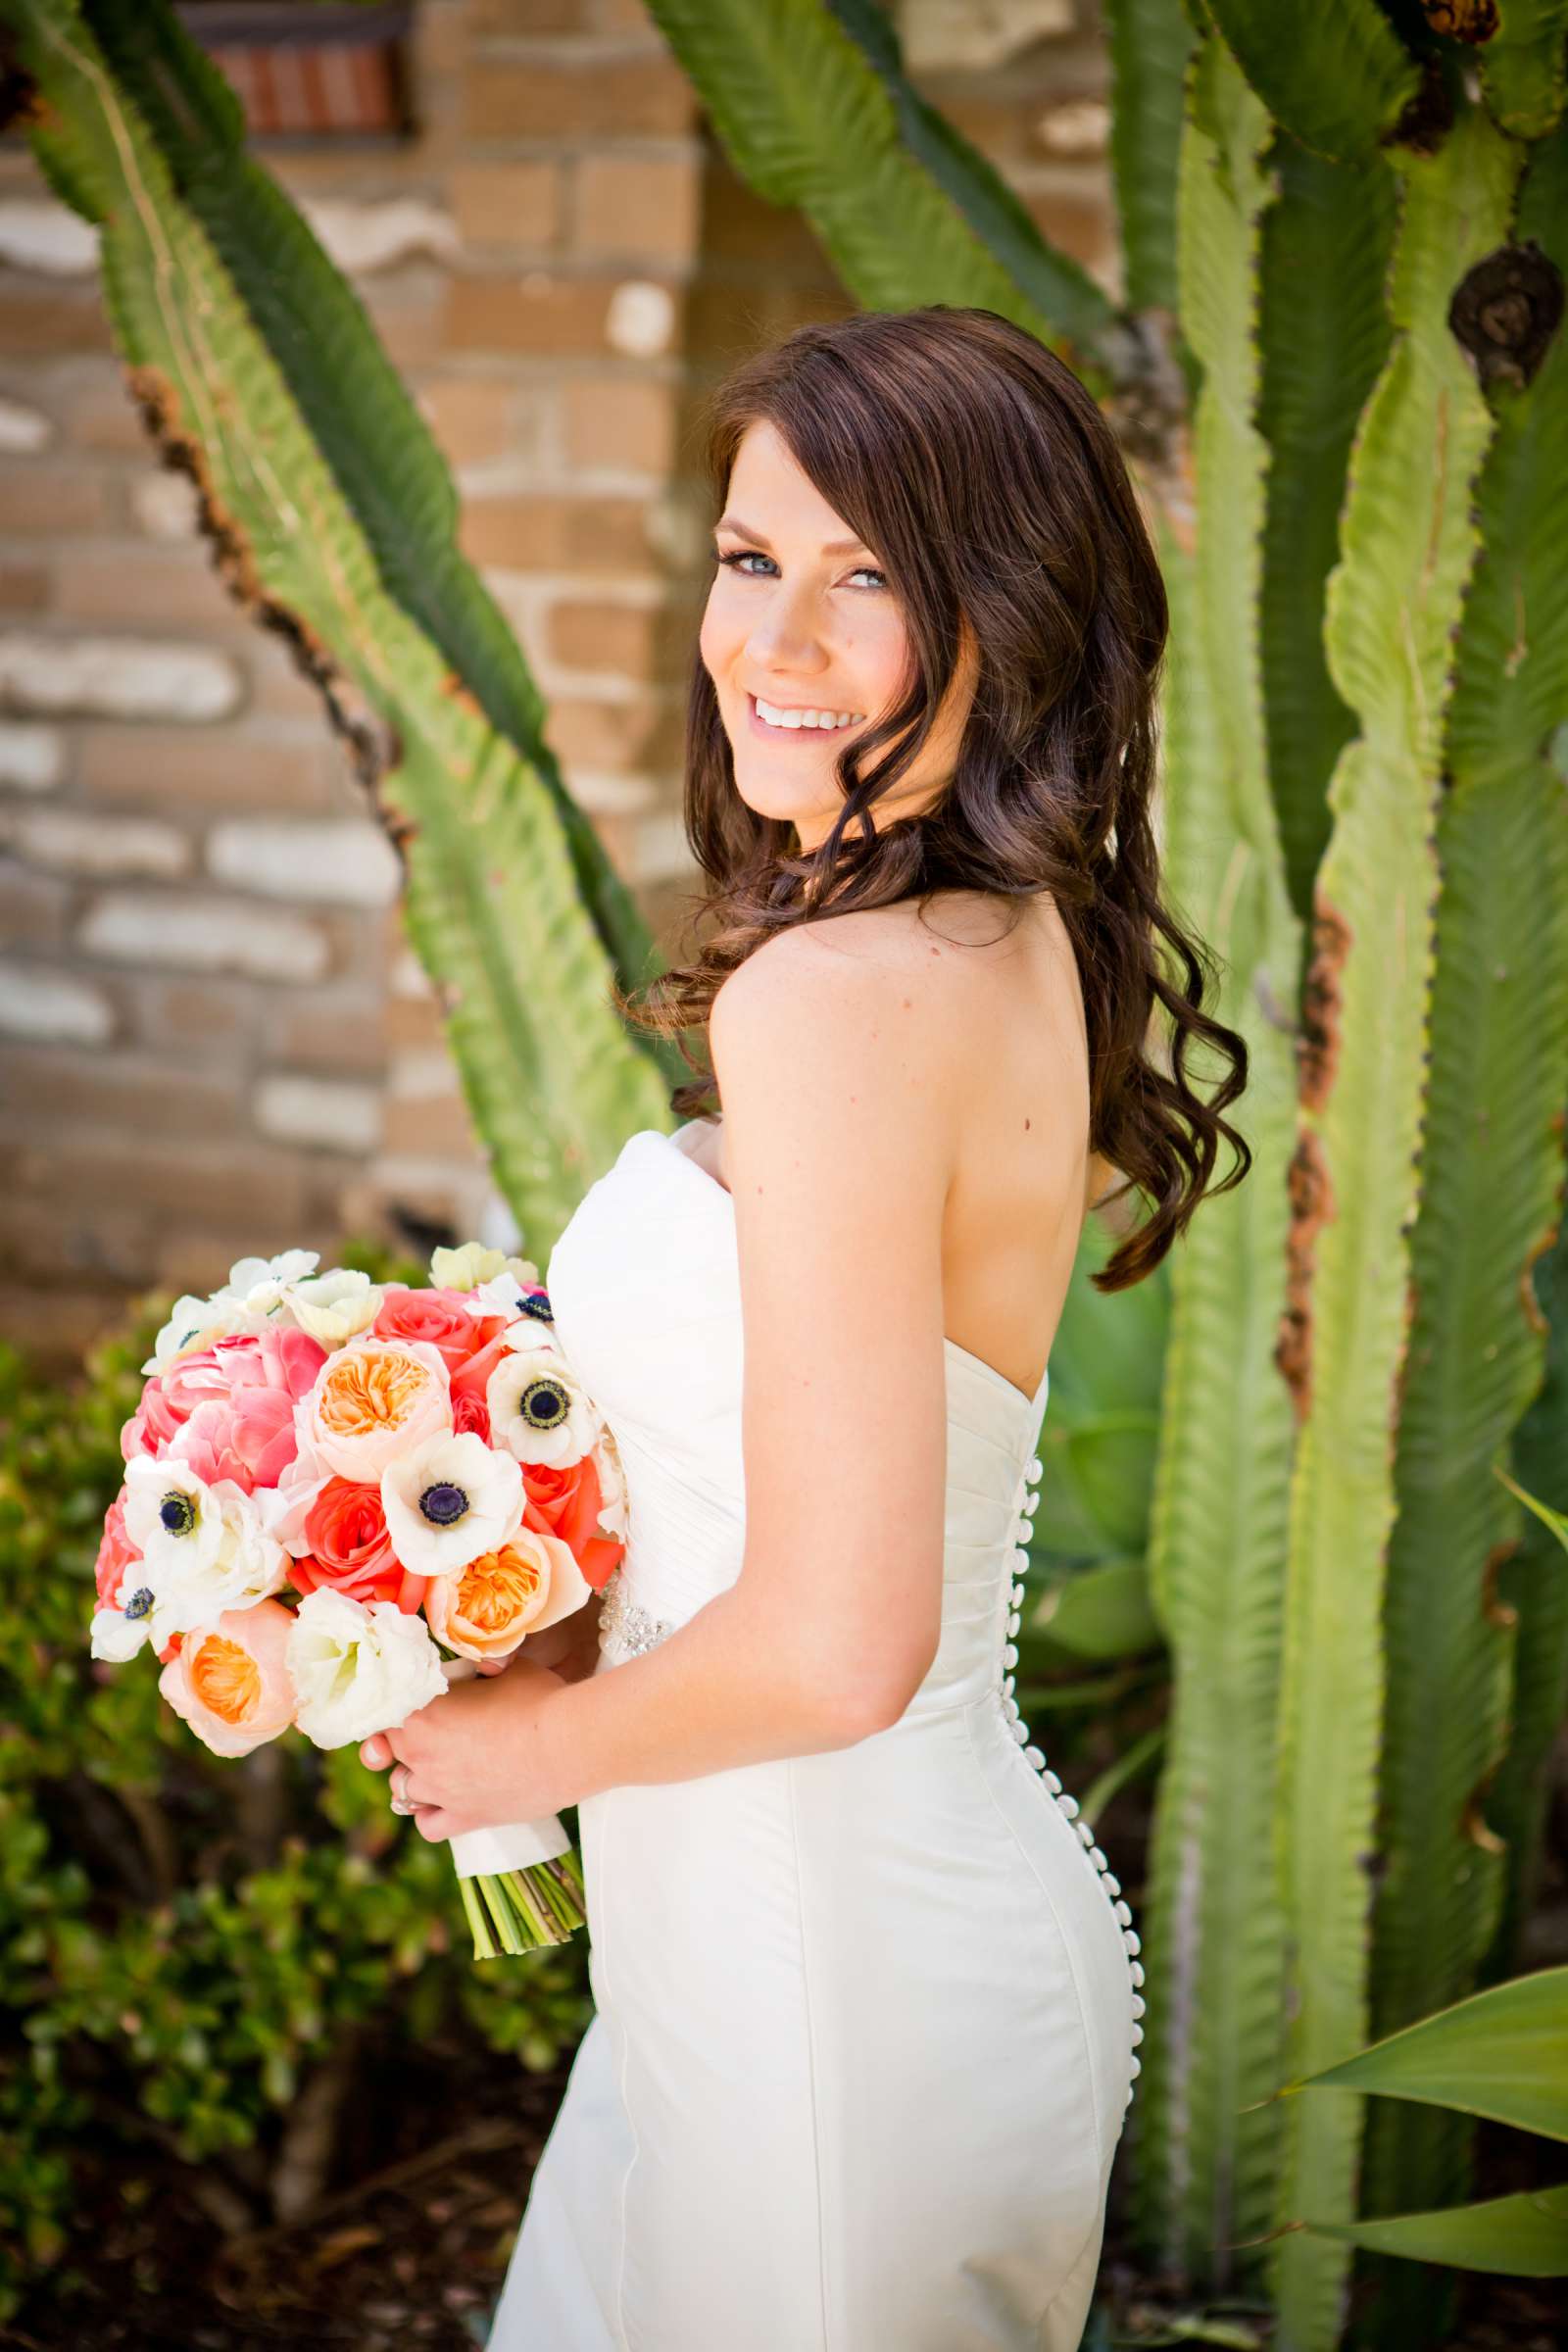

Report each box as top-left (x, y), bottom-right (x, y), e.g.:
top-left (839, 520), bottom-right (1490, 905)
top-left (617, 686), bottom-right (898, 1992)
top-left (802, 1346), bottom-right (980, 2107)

top-left (713, 907), bottom-right (969, 1177)
top-left (710, 900), bottom-right (978, 1078)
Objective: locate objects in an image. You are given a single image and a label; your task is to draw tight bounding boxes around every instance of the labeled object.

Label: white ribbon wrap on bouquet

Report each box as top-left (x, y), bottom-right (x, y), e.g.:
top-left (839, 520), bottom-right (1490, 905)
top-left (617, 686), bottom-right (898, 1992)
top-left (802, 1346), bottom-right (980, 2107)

top-left (448, 1814), bottom-right (574, 1879)
top-left (437, 1655), bottom-right (575, 1881)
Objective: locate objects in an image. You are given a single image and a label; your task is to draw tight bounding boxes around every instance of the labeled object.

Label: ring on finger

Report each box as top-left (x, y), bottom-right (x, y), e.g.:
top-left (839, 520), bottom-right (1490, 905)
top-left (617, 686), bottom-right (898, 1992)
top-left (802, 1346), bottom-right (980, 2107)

top-left (389, 1762), bottom-right (417, 1816)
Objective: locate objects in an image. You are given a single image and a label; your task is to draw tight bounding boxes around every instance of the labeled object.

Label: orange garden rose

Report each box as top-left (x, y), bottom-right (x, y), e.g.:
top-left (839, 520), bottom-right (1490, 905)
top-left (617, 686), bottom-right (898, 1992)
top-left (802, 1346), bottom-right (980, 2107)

top-left (302, 1336), bottom-right (451, 1480)
top-left (423, 1522), bottom-right (593, 1662)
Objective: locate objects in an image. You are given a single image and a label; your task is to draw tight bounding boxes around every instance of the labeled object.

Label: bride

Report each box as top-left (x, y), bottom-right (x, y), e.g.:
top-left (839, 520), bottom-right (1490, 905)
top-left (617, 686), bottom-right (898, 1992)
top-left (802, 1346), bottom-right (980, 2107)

top-left (361, 306), bottom-right (1250, 2350)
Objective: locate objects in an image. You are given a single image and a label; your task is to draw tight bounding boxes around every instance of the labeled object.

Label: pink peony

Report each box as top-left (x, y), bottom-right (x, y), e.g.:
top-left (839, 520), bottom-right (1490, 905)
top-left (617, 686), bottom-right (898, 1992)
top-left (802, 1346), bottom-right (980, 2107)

top-left (93, 1490), bottom-right (141, 1608)
top-left (167, 1324), bottom-right (326, 1494)
top-left (158, 1598), bottom-right (297, 1758)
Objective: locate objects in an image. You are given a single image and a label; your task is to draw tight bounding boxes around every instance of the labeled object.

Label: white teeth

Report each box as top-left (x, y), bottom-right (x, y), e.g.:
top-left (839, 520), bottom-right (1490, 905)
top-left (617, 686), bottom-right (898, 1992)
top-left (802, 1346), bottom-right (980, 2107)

top-left (755, 696), bottom-right (865, 731)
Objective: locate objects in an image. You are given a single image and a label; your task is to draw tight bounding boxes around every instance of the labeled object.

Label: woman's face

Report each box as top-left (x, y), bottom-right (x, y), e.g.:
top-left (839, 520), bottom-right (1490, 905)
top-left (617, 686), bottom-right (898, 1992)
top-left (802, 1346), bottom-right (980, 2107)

top-left (699, 419), bottom-right (976, 854)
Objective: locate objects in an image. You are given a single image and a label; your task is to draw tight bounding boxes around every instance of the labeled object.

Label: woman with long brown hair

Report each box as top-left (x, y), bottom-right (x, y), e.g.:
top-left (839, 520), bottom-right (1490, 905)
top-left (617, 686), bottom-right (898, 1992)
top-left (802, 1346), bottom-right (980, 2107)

top-left (366, 305), bottom-right (1250, 2349)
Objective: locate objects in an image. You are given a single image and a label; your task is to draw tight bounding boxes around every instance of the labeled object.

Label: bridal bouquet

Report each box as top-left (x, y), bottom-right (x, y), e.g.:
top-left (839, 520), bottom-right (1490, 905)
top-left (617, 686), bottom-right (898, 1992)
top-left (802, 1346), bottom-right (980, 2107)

top-left (88, 1242), bottom-right (627, 1957)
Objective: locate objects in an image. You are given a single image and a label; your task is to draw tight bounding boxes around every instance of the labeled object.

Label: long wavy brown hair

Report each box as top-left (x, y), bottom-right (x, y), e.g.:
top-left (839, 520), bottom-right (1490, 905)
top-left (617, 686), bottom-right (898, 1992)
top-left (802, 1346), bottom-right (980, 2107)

top-left (612, 305), bottom-right (1250, 1292)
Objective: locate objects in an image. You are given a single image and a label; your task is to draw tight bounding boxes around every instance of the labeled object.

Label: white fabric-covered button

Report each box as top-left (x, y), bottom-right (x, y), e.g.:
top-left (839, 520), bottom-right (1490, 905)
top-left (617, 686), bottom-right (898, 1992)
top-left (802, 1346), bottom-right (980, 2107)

top-left (1129, 2054), bottom-right (1141, 2079)
top-left (1056, 1792), bottom-right (1080, 1820)
top-left (1112, 1899), bottom-right (1132, 1926)
top-left (1076, 1821), bottom-right (1095, 1849)
top-left (1088, 1846), bottom-right (1106, 1871)
top-left (1021, 1492), bottom-right (1040, 1516)
top-left (1028, 1455), bottom-right (1043, 1480)
top-left (1003, 1642), bottom-right (1018, 1668)
top-left (1023, 1745), bottom-right (1045, 1769)
top-left (1123, 1930), bottom-right (1141, 1956)
top-left (1006, 1610), bottom-right (1021, 1637)
top-left (1102, 1872), bottom-right (1121, 1897)
top-left (1131, 1994), bottom-right (1146, 2018)
top-left (1129, 1959), bottom-right (1145, 1986)
top-left (1011, 1720), bottom-right (1030, 1745)
top-left (1042, 1769), bottom-right (1062, 1794)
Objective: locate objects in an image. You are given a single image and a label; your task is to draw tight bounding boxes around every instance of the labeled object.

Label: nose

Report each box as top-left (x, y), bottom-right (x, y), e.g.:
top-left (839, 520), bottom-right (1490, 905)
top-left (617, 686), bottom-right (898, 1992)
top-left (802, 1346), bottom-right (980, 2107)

top-left (743, 576), bottom-right (831, 674)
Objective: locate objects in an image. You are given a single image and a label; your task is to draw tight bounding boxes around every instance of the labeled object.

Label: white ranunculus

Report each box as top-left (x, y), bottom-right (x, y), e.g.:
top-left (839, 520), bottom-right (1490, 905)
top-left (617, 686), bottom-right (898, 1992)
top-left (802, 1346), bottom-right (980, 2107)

top-left (380, 1431), bottom-right (523, 1579)
top-left (281, 1267), bottom-right (383, 1347)
top-left (286, 1588), bottom-right (448, 1749)
top-left (122, 1477), bottom-right (289, 1652)
top-left (486, 1343), bottom-right (599, 1470)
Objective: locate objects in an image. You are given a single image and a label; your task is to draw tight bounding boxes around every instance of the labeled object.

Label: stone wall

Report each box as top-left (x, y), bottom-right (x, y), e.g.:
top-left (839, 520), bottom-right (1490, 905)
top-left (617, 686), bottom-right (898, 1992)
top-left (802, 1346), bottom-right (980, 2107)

top-left (0, 0), bottom-right (1115, 1372)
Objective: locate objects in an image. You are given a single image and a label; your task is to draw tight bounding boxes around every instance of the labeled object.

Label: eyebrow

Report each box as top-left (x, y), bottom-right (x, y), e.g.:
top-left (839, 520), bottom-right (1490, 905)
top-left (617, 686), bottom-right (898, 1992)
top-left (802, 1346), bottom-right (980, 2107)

top-left (713, 514), bottom-right (873, 557)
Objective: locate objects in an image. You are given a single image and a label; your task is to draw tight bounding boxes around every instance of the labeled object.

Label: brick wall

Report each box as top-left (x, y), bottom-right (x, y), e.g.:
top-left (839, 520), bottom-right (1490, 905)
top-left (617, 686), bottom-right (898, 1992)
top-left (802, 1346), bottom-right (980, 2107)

top-left (0, 0), bottom-right (1115, 1374)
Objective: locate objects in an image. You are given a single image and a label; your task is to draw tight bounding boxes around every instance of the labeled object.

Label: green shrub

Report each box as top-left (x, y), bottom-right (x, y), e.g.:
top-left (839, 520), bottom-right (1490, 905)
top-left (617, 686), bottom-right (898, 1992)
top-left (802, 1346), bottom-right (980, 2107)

top-left (0, 1261), bottom-right (593, 2322)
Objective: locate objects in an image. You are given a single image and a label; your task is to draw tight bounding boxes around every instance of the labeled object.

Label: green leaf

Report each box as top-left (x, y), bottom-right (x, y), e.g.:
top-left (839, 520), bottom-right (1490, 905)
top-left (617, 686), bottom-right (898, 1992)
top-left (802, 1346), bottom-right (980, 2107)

top-left (1032, 1556), bottom-right (1163, 1661)
top-left (1303, 2181), bottom-right (1568, 2277)
top-left (1288, 1965), bottom-right (1568, 2143)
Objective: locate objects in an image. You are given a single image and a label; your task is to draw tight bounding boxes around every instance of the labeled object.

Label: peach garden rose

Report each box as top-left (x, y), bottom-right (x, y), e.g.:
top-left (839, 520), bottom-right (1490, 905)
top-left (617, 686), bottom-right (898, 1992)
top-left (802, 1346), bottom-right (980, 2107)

top-left (158, 1598), bottom-right (297, 1758)
top-left (300, 1335), bottom-right (452, 1481)
top-left (422, 1523), bottom-right (592, 1663)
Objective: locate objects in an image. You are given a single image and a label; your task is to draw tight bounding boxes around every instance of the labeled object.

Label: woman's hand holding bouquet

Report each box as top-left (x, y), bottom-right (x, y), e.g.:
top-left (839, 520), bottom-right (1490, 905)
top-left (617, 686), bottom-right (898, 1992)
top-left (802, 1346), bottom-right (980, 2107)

top-left (88, 1242), bottom-right (629, 1956)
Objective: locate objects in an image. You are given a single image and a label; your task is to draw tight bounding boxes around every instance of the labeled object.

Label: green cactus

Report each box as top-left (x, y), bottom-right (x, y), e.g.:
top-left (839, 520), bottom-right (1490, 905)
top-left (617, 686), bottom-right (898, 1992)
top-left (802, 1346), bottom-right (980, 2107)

top-left (4, 0), bottom-right (678, 1259)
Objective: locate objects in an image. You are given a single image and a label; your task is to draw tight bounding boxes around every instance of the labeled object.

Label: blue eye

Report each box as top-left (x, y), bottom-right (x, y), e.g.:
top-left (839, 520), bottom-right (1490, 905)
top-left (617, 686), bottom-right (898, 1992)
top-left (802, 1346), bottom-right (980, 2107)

top-left (710, 546), bottom-right (887, 591)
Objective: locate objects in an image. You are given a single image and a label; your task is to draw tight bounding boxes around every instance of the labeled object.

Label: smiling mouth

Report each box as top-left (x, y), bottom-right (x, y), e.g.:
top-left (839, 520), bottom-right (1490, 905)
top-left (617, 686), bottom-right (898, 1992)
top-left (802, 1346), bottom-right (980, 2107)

top-left (747, 692), bottom-right (867, 736)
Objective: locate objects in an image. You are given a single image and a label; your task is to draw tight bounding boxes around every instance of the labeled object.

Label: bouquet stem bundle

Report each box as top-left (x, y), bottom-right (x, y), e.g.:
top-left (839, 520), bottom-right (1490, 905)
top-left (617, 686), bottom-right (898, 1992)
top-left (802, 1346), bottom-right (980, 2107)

top-left (461, 1848), bottom-right (587, 1958)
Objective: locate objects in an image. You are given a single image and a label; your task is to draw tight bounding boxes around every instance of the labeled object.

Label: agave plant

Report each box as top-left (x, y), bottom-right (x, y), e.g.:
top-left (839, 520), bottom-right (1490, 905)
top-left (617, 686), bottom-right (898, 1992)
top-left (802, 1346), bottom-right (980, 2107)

top-left (6, 1), bottom-right (1568, 2346)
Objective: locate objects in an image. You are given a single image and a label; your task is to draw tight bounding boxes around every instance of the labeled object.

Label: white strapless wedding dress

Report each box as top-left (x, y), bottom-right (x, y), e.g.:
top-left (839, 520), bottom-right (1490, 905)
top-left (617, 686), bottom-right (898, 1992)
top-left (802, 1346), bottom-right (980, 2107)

top-left (486, 1121), bottom-right (1143, 2352)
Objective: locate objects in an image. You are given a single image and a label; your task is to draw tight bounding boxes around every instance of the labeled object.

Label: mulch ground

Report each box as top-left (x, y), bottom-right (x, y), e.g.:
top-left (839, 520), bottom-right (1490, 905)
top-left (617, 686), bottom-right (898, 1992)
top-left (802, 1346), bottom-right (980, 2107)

top-left (4, 2032), bottom-right (1561, 2349)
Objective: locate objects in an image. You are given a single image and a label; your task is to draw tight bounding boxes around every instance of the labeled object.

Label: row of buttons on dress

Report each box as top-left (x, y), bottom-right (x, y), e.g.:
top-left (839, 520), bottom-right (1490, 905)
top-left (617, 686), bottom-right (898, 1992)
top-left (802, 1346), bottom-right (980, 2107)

top-left (998, 1453), bottom-right (1145, 2115)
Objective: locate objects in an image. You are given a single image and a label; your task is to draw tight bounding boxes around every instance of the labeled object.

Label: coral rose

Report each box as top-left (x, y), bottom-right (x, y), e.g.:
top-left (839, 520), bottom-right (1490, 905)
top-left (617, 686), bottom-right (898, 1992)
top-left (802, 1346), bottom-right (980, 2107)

top-left (300, 1337), bottom-right (451, 1481)
top-left (157, 1598), bottom-right (296, 1758)
top-left (372, 1286), bottom-right (506, 1372)
top-left (93, 1490), bottom-right (141, 1608)
top-left (423, 1523), bottom-right (592, 1662)
top-left (289, 1476), bottom-right (427, 1614)
top-left (447, 1330), bottom-right (513, 1445)
top-left (521, 1455), bottom-right (622, 1592)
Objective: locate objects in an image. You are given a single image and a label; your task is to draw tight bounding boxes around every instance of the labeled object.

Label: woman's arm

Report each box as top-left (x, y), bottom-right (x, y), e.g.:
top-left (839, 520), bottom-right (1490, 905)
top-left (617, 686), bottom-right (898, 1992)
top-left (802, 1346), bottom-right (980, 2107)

top-left (370, 919), bottom-right (961, 1832)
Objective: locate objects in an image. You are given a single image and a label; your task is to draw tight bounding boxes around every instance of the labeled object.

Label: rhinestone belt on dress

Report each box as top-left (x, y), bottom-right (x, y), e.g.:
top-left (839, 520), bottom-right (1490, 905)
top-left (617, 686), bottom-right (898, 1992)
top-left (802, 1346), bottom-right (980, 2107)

top-left (598, 1568), bottom-right (677, 1659)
